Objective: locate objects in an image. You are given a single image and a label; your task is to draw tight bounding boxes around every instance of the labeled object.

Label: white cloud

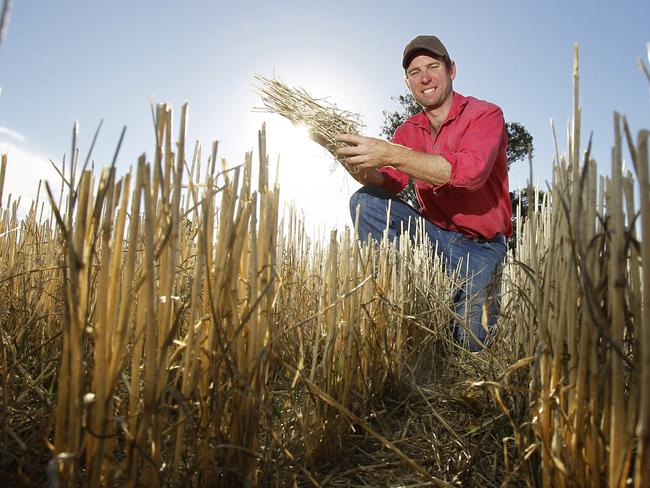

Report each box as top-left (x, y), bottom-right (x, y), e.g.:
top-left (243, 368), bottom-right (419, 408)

top-left (0, 143), bottom-right (62, 215)
top-left (0, 127), bottom-right (26, 142)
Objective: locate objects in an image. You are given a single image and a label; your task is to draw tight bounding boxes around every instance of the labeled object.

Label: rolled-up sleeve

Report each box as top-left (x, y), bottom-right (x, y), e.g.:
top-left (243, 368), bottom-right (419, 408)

top-left (436, 106), bottom-right (506, 192)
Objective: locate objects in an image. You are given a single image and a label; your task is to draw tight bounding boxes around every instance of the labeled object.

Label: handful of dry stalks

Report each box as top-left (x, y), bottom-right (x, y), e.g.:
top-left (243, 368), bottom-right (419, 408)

top-left (254, 74), bottom-right (364, 172)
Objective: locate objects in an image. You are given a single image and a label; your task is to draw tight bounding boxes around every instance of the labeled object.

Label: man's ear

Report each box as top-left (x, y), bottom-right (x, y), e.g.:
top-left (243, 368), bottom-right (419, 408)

top-left (405, 76), bottom-right (412, 91)
top-left (450, 61), bottom-right (457, 81)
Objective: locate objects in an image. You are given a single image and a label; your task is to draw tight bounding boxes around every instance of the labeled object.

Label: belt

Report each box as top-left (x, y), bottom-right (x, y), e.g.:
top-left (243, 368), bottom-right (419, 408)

top-left (472, 233), bottom-right (506, 245)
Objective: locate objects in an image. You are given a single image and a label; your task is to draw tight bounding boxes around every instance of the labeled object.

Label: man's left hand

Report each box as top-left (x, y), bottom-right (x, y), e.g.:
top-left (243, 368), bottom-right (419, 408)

top-left (335, 133), bottom-right (396, 170)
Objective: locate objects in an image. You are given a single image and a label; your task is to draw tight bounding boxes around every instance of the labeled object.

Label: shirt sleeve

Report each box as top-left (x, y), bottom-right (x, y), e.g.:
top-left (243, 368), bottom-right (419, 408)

top-left (376, 124), bottom-right (410, 194)
top-left (435, 105), bottom-right (506, 192)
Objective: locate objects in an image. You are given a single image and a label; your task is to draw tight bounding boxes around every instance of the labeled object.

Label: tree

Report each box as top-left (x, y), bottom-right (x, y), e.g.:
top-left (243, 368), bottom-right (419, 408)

top-left (380, 94), bottom-right (421, 141)
top-left (505, 121), bottom-right (533, 169)
top-left (379, 93), bottom-right (534, 217)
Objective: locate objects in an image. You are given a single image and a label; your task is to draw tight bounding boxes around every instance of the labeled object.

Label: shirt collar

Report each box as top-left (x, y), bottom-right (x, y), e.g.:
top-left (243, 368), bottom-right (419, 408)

top-left (406, 91), bottom-right (469, 133)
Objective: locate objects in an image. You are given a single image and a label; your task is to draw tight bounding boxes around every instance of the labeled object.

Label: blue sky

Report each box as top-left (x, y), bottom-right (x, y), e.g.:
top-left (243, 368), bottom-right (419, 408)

top-left (0, 1), bottom-right (648, 231)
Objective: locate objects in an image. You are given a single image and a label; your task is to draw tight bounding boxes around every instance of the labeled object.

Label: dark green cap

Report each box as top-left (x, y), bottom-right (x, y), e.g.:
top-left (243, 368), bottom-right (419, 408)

top-left (402, 35), bottom-right (450, 69)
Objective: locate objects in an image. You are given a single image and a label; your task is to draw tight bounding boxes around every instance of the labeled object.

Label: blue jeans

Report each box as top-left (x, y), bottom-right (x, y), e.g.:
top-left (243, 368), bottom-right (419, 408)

top-left (350, 186), bottom-right (507, 351)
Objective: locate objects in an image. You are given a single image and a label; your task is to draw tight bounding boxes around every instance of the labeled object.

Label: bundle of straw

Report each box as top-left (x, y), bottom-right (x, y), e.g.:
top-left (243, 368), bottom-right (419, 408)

top-left (254, 74), bottom-right (364, 171)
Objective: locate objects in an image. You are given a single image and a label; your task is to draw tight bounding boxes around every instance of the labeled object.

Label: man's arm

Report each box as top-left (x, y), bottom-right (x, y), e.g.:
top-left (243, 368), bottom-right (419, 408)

top-left (337, 105), bottom-right (505, 192)
top-left (335, 133), bottom-right (451, 187)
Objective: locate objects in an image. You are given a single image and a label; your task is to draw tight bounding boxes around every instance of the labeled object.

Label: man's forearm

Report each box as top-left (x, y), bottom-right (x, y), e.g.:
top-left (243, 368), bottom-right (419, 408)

top-left (335, 133), bottom-right (451, 188)
top-left (390, 145), bottom-right (451, 187)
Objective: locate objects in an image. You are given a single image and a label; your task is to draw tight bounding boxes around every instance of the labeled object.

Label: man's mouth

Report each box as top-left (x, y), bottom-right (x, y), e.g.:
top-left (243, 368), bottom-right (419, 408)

top-left (422, 87), bottom-right (435, 94)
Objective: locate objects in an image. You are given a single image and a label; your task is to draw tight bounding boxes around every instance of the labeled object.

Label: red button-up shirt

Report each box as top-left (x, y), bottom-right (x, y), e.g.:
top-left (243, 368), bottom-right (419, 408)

top-left (379, 92), bottom-right (512, 239)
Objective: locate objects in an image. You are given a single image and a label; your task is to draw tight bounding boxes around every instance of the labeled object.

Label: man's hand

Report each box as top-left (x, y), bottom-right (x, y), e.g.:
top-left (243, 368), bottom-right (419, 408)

top-left (336, 132), bottom-right (452, 188)
top-left (335, 133), bottom-right (396, 170)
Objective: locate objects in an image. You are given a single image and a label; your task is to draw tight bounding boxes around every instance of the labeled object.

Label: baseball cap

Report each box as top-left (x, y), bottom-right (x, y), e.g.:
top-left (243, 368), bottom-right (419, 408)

top-left (402, 35), bottom-right (450, 70)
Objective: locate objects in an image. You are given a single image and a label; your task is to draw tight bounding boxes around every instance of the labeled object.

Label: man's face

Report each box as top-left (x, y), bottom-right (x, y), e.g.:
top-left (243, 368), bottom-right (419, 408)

top-left (405, 53), bottom-right (456, 111)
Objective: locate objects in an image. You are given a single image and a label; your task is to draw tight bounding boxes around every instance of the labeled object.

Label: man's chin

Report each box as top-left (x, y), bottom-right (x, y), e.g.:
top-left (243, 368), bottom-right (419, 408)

top-left (420, 102), bottom-right (439, 112)
top-left (412, 95), bottom-right (437, 111)
top-left (410, 98), bottom-right (429, 110)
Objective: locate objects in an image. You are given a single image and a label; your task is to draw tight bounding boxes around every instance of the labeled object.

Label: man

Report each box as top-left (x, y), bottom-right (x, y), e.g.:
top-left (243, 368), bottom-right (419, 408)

top-left (335, 35), bottom-right (512, 351)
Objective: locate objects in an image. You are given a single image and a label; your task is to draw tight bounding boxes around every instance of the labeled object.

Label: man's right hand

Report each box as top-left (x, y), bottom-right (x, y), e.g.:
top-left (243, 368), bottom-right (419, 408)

top-left (335, 133), bottom-right (386, 186)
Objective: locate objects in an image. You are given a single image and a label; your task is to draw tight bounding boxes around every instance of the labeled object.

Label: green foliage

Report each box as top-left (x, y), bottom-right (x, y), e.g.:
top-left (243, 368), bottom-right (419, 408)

top-left (380, 94), bottom-right (421, 139)
top-left (505, 121), bottom-right (534, 168)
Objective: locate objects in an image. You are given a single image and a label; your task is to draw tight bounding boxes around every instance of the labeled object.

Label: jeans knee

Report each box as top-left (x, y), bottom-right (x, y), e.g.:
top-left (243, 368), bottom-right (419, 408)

top-left (350, 186), bottom-right (386, 220)
top-left (349, 190), bottom-right (363, 221)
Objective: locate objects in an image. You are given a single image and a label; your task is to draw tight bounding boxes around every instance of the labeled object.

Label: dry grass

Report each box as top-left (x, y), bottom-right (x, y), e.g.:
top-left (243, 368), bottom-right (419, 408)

top-left (0, 102), bottom-right (465, 486)
top-left (254, 75), bottom-right (363, 172)
top-left (0, 46), bottom-right (649, 487)
top-left (500, 45), bottom-right (650, 488)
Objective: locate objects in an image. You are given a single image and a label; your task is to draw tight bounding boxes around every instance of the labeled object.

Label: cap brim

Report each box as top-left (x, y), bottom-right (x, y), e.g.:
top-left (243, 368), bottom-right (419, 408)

top-left (402, 47), bottom-right (445, 69)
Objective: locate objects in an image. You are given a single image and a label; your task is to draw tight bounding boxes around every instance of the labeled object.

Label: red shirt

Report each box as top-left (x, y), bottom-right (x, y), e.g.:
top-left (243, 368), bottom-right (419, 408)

top-left (379, 92), bottom-right (512, 239)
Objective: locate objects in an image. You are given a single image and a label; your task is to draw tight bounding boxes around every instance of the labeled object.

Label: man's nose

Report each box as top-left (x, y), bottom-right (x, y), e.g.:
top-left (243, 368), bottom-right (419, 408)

top-left (420, 69), bottom-right (433, 84)
top-left (420, 70), bottom-right (432, 83)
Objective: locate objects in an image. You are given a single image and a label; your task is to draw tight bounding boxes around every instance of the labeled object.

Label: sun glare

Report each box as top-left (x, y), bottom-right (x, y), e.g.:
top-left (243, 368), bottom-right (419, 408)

top-left (269, 120), bottom-right (321, 160)
top-left (290, 123), bottom-right (312, 142)
top-left (265, 117), bottom-right (351, 232)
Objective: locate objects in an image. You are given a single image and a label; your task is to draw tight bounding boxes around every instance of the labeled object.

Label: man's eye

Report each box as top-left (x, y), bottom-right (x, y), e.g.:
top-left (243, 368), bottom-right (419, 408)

top-left (408, 70), bottom-right (420, 78)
